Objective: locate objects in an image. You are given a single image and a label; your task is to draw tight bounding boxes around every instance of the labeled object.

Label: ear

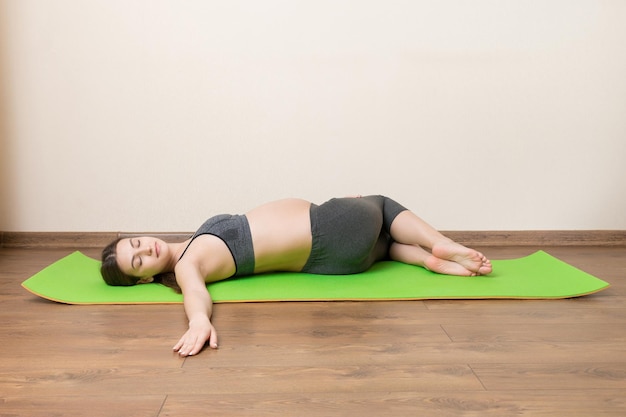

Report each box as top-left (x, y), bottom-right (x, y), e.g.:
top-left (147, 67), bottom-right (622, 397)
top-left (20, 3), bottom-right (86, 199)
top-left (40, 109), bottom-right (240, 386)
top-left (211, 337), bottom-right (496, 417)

top-left (137, 276), bottom-right (154, 284)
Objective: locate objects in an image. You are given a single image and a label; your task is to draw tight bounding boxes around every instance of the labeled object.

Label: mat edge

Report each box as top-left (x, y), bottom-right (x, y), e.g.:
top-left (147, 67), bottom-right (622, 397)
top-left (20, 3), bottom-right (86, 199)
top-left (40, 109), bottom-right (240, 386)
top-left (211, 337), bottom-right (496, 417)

top-left (22, 280), bottom-right (611, 305)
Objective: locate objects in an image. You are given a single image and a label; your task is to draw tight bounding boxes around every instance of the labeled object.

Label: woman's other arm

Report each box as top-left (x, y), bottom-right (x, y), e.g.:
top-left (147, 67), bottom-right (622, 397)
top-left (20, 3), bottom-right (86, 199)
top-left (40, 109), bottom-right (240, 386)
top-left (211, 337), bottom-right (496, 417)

top-left (172, 263), bottom-right (218, 356)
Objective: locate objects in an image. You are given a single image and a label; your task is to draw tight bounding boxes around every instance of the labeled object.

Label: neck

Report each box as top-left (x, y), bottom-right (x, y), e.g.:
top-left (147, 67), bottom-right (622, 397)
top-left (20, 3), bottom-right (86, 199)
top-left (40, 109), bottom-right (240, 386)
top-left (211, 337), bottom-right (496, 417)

top-left (164, 239), bottom-right (191, 273)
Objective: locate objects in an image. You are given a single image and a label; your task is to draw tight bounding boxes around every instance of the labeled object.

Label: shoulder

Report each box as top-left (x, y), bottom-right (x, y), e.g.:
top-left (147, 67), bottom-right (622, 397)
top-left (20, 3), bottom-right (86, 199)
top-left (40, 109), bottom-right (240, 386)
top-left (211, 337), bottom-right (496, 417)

top-left (175, 234), bottom-right (236, 283)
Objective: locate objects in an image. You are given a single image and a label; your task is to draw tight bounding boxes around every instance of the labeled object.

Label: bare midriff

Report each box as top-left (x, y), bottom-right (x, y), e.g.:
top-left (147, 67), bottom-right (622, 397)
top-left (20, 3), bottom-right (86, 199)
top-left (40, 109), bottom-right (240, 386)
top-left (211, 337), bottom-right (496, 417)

top-left (245, 198), bottom-right (313, 273)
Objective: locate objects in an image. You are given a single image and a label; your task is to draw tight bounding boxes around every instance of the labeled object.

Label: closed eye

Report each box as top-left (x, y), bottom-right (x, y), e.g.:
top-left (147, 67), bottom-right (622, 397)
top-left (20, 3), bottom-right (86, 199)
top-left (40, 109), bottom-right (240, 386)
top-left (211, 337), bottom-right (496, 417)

top-left (132, 256), bottom-right (143, 270)
top-left (130, 239), bottom-right (143, 270)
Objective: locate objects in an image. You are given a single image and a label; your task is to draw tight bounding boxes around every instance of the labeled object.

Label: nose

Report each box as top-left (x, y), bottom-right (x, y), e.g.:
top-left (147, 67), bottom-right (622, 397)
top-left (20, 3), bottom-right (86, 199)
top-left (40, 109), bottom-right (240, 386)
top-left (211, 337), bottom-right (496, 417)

top-left (136, 244), bottom-right (152, 257)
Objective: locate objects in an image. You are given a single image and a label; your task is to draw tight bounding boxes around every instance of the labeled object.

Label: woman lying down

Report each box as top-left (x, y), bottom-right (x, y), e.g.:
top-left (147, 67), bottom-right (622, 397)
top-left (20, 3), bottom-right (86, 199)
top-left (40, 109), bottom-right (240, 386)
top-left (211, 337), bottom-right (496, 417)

top-left (100, 195), bottom-right (492, 357)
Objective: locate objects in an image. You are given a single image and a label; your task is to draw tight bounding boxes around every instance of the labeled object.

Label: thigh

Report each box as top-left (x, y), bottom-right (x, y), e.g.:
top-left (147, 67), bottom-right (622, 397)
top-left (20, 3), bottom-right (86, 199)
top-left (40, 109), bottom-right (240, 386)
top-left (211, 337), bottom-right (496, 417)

top-left (359, 195), bottom-right (408, 233)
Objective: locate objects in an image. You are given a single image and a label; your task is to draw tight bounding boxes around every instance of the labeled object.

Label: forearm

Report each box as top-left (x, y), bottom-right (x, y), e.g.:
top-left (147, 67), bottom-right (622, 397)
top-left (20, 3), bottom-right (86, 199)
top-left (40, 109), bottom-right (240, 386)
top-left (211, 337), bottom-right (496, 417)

top-left (183, 287), bottom-right (213, 324)
top-left (174, 287), bottom-right (218, 355)
top-left (173, 265), bottom-right (220, 355)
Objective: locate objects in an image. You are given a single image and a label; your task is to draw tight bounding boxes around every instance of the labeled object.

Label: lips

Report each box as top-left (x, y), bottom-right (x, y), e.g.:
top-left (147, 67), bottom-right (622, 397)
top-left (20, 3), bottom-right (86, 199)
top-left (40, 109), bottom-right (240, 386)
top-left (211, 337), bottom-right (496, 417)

top-left (155, 242), bottom-right (160, 258)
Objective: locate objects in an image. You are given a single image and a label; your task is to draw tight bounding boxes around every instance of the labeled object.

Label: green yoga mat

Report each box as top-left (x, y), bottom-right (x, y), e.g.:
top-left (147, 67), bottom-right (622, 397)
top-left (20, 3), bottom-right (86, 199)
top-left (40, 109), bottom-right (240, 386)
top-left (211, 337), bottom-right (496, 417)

top-left (21, 251), bottom-right (610, 305)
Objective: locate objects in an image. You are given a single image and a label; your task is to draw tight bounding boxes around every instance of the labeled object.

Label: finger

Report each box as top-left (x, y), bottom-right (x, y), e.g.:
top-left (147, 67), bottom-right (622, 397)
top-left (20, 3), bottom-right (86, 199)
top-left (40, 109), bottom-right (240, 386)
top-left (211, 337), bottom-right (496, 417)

top-left (173, 332), bottom-right (192, 352)
top-left (174, 334), bottom-right (195, 356)
top-left (189, 334), bottom-right (208, 356)
top-left (173, 338), bottom-right (184, 352)
top-left (209, 327), bottom-right (218, 349)
top-left (179, 341), bottom-right (196, 356)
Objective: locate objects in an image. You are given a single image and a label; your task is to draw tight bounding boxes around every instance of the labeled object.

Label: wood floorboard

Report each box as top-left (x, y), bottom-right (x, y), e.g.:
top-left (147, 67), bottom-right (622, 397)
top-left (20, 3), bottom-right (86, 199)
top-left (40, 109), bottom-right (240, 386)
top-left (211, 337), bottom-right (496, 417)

top-left (0, 364), bottom-right (483, 397)
top-left (178, 340), bottom-right (626, 368)
top-left (213, 300), bottom-right (626, 326)
top-left (443, 322), bottom-right (626, 342)
top-left (1, 246), bottom-right (625, 416)
top-left (471, 362), bottom-right (626, 390)
top-left (159, 390), bottom-right (626, 417)
top-left (0, 395), bottom-right (166, 417)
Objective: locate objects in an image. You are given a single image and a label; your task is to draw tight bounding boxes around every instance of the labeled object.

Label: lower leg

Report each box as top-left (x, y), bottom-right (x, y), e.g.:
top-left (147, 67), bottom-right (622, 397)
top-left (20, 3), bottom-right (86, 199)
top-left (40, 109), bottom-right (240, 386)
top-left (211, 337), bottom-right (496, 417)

top-left (389, 242), bottom-right (481, 276)
top-left (389, 211), bottom-right (492, 275)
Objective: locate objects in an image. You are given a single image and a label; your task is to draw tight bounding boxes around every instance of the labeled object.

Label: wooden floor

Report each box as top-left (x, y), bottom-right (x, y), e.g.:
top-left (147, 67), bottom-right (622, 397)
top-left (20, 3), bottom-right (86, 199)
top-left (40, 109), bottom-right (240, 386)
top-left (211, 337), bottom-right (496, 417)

top-left (1, 245), bottom-right (625, 416)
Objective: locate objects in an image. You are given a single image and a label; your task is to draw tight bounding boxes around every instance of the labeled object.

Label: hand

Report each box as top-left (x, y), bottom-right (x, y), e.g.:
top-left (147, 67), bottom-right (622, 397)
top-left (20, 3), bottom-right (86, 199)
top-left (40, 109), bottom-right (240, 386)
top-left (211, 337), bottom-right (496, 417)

top-left (173, 317), bottom-right (218, 357)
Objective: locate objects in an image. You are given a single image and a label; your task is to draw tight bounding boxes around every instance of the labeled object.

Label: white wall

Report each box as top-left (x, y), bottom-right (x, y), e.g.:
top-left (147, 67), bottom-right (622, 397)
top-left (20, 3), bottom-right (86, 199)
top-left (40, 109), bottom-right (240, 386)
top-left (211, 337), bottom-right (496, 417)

top-left (1, 0), bottom-right (625, 232)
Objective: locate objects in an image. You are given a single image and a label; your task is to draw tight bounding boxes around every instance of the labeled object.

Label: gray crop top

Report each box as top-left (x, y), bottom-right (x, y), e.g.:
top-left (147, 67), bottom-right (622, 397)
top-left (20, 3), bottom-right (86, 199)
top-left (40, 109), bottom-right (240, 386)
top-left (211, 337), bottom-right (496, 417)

top-left (178, 214), bottom-right (255, 277)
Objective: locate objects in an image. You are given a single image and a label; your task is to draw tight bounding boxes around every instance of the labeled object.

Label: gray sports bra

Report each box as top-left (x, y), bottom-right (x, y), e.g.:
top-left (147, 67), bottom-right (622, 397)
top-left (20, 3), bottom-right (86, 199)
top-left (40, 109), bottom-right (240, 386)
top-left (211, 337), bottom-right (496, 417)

top-left (178, 214), bottom-right (255, 277)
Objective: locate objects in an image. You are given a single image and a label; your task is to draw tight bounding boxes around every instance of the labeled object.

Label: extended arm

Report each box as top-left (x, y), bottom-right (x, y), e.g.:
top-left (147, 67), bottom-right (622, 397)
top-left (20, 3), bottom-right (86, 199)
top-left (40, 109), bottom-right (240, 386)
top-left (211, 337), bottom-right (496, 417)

top-left (172, 265), bottom-right (219, 356)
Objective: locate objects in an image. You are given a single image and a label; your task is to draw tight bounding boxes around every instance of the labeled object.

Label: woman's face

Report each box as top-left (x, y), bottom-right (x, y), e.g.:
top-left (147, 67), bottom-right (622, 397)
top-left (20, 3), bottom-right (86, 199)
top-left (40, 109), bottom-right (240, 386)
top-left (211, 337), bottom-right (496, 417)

top-left (115, 237), bottom-right (170, 283)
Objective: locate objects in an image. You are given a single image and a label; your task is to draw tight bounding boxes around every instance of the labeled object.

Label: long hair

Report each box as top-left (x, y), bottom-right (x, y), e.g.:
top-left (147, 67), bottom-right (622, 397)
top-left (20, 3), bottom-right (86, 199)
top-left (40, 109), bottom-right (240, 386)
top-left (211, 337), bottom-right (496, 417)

top-left (100, 238), bottom-right (139, 286)
top-left (100, 238), bottom-right (182, 293)
top-left (153, 272), bottom-right (182, 293)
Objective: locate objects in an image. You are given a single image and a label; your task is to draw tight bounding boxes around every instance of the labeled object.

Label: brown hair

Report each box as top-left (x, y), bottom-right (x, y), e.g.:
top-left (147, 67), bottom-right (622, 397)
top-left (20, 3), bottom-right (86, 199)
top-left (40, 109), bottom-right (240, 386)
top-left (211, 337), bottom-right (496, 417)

top-left (100, 238), bottom-right (139, 286)
top-left (100, 238), bottom-right (182, 293)
top-left (153, 272), bottom-right (182, 294)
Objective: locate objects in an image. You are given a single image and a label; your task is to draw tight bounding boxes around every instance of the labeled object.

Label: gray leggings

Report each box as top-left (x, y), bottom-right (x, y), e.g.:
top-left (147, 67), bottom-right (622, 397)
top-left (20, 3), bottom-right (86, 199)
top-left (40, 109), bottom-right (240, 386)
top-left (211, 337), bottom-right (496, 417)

top-left (301, 195), bottom-right (408, 275)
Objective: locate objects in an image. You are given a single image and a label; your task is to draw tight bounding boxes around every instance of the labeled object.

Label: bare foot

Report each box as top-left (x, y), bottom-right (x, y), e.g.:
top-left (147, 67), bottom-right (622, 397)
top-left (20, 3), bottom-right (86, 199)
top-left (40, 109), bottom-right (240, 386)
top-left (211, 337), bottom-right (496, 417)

top-left (424, 256), bottom-right (478, 276)
top-left (430, 240), bottom-right (493, 276)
